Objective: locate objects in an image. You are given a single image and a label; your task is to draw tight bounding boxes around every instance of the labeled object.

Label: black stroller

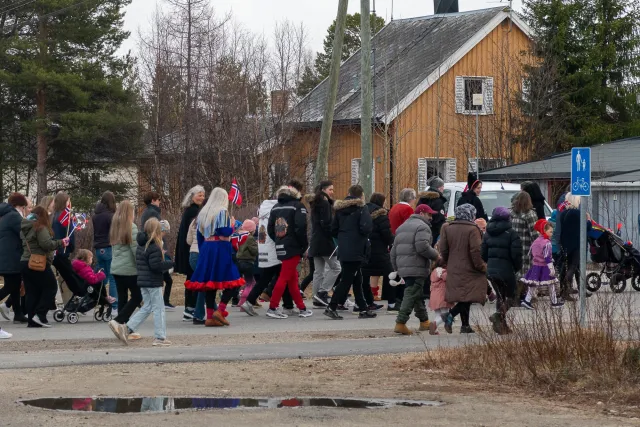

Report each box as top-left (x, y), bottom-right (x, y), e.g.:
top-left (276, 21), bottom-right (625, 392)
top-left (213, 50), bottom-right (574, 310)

top-left (53, 270), bottom-right (113, 324)
top-left (586, 225), bottom-right (640, 293)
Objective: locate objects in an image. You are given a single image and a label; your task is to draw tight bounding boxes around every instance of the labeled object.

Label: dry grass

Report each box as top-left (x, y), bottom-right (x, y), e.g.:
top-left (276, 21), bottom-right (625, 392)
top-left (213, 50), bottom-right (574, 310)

top-left (423, 292), bottom-right (640, 407)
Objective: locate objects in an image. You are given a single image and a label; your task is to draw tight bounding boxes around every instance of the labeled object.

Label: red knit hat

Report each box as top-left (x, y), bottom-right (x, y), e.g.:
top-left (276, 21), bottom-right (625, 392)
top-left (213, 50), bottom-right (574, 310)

top-left (534, 219), bottom-right (548, 236)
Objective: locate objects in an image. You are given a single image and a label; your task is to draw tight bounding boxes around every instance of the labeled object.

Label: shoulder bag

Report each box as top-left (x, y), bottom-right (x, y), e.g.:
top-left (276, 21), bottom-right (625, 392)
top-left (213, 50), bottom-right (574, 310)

top-left (25, 238), bottom-right (47, 272)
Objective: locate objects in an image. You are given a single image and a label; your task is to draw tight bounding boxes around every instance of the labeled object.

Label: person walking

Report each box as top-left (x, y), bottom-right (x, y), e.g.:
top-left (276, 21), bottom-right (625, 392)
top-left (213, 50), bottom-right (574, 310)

top-left (109, 218), bottom-right (173, 347)
top-left (559, 194), bottom-right (592, 301)
top-left (457, 172), bottom-right (488, 222)
top-left (174, 185), bottom-right (206, 321)
top-left (92, 191), bottom-right (117, 311)
top-left (360, 192), bottom-right (395, 311)
top-left (185, 188), bottom-right (245, 326)
top-left (389, 188), bottom-right (417, 235)
top-left (324, 185), bottom-right (374, 320)
top-left (308, 180), bottom-right (340, 308)
top-left (265, 182), bottom-right (312, 319)
top-left (0, 193), bottom-right (31, 334)
top-left (20, 206), bottom-right (70, 327)
top-left (391, 204), bottom-right (439, 335)
top-left (481, 207), bottom-right (522, 335)
top-left (109, 200), bottom-right (141, 338)
top-left (51, 192), bottom-right (85, 297)
top-left (439, 204), bottom-right (487, 334)
top-left (510, 191), bottom-right (539, 301)
top-left (417, 176), bottom-right (448, 243)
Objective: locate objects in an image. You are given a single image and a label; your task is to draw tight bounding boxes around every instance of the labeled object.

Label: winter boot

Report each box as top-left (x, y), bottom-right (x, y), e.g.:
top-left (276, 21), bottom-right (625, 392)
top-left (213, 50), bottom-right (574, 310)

top-left (394, 322), bottom-right (412, 335)
top-left (418, 320), bottom-right (431, 331)
top-left (213, 310), bottom-right (230, 326)
top-left (205, 318), bottom-right (224, 327)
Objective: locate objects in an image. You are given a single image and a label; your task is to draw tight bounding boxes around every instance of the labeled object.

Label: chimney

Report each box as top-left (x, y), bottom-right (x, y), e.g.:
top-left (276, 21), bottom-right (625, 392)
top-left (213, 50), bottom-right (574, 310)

top-left (434, 0), bottom-right (459, 14)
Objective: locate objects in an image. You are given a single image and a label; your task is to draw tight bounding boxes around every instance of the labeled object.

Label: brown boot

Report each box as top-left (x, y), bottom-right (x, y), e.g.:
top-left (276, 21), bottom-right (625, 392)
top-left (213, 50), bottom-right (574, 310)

top-left (205, 318), bottom-right (223, 327)
top-left (418, 320), bottom-right (431, 331)
top-left (213, 310), bottom-right (230, 326)
top-left (394, 322), bottom-right (412, 335)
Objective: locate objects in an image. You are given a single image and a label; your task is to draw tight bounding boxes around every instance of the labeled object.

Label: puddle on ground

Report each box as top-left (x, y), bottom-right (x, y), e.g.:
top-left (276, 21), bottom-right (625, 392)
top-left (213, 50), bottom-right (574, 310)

top-left (19, 397), bottom-right (442, 413)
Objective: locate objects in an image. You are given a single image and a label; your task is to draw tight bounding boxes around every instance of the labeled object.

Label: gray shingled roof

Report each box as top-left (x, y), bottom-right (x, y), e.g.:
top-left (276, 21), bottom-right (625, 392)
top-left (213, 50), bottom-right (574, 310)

top-left (292, 7), bottom-right (507, 125)
top-left (480, 137), bottom-right (640, 181)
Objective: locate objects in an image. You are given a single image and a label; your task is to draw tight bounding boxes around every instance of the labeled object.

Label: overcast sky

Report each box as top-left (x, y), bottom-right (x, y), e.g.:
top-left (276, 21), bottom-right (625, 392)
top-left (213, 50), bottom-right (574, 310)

top-left (120, 0), bottom-right (523, 56)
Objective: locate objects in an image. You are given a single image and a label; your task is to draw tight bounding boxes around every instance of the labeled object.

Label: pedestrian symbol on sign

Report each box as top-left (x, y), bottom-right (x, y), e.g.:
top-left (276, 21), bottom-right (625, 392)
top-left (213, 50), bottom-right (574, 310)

top-left (571, 147), bottom-right (591, 196)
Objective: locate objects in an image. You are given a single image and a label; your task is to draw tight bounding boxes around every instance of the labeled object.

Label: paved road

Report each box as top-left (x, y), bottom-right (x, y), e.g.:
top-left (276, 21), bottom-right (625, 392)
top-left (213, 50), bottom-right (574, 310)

top-left (1, 288), bottom-right (637, 369)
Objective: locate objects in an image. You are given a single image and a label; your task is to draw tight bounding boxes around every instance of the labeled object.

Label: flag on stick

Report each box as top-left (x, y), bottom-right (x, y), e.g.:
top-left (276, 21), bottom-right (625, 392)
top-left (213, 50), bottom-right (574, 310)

top-left (229, 178), bottom-right (243, 206)
top-left (58, 206), bottom-right (71, 227)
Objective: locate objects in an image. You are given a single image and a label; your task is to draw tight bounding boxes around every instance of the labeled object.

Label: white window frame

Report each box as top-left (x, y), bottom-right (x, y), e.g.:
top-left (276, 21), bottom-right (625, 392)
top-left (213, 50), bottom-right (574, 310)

top-left (418, 158), bottom-right (456, 190)
top-left (469, 158), bottom-right (506, 173)
top-left (455, 76), bottom-right (494, 115)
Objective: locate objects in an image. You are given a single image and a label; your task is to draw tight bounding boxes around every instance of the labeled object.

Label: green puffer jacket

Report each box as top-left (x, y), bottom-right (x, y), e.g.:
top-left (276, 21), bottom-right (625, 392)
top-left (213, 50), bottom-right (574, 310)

top-left (236, 233), bottom-right (259, 261)
top-left (20, 218), bottom-right (64, 264)
top-left (111, 223), bottom-right (139, 276)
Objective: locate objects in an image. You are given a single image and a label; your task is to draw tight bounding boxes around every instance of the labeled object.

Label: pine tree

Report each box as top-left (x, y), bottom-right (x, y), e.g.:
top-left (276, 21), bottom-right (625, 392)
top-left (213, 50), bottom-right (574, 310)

top-left (296, 65), bottom-right (320, 98)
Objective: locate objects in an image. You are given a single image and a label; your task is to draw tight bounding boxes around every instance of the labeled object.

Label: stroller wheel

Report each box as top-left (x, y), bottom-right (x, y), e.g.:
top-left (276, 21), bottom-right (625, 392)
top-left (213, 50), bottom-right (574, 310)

top-left (94, 311), bottom-right (103, 322)
top-left (102, 312), bottom-right (112, 322)
top-left (67, 312), bottom-right (79, 324)
top-left (610, 273), bottom-right (627, 293)
top-left (586, 273), bottom-right (602, 292)
top-left (632, 275), bottom-right (640, 292)
top-left (53, 310), bottom-right (65, 322)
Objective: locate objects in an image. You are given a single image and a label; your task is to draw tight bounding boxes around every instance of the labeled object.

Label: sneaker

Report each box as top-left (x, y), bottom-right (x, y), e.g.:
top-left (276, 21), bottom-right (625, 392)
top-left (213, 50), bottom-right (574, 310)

top-left (358, 310), bottom-right (377, 319)
top-left (313, 294), bottom-right (329, 307)
top-left (336, 304), bottom-right (348, 311)
top-left (241, 301), bottom-right (258, 316)
top-left (343, 299), bottom-right (355, 309)
top-left (283, 308), bottom-right (299, 316)
top-left (152, 339), bottom-right (172, 346)
top-left (182, 309), bottom-right (194, 321)
top-left (110, 309), bottom-right (118, 318)
top-left (33, 315), bottom-right (51, 328)
top-left (128, 332), bottom-right (142, 341)
top-left (313, 301), bottom-right (328, 308)
top-left (13, 315), bottom-right (28, 324)
top-left (0, 304), bottom-right (10, 320)
top-left (266, 308), bottom-right (288, 319)
top-left (442, 312), bottom-right (453, 334)
top-left (551, 302), bottom-right (565, 309)
top-left (323, 308), bottom-right (343, 320)
top-left (164, 303), bottom-right (175, 311)
top-left (0, 328), bottom-right (12, 339)
top-left (460, 325), bottom-right (475, 334)
top-left (368, 303), bottom-right (384, 311)
top-left (488, 292), bottom-right (497, 303)
top-left (298, 309), bottom-right (313, 318)
top-left (386, 305), bottom-right (399, 314)
top-left (193, 318), bottom-right (205, 325)
top-left (108, 320), bottom-right (128, 345)
top-left (27, 321), bottom-right (42, 328)
top-left (520, 300), bottom-right (534, 310)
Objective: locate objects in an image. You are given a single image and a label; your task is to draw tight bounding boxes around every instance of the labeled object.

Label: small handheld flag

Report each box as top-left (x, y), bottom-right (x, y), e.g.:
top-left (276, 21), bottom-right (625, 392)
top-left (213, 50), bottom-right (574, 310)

top-left (58, 206), bottom-right (71, 227)
top-left (228, 178), bottom-right (243, 206)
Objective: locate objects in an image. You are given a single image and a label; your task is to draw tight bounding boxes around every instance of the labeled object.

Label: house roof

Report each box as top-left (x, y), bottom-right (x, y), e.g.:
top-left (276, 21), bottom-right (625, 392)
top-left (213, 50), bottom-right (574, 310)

top-left (291, 7), bottom-right (531, 126)
top-left (480, 137), bottom-right (640, 181)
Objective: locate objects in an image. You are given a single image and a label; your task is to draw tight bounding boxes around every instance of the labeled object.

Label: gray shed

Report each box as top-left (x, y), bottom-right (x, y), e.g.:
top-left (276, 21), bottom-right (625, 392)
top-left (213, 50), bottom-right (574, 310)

top-left (480, 137), bottom-right (640, 245)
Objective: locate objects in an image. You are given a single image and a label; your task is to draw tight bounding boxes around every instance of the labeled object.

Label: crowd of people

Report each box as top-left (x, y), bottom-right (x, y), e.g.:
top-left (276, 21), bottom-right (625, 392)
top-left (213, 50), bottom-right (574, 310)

top-left (0, 172), bottom-right (591, 342)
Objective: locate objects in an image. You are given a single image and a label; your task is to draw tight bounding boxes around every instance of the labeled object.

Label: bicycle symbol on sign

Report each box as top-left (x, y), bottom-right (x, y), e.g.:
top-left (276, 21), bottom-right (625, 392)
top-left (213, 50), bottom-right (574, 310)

top-left (573, 177), bottom-right (590, 193)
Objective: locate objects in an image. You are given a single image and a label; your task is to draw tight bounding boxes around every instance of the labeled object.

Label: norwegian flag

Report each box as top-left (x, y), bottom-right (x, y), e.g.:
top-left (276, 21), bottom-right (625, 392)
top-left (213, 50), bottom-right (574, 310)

top-left (58, 206), bottom-right (71, 227)
top-left (228, 178), bottom-right (243, 206)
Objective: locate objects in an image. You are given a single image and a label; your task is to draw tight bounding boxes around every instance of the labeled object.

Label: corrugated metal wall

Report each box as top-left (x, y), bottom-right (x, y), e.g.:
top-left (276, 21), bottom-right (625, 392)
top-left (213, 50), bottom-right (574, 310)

top-left (592, 188), bottom-right (640, 245)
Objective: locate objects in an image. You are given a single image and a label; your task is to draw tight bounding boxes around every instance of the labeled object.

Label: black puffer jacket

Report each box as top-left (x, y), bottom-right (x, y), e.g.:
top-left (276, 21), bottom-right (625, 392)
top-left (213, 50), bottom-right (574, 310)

top-left (308, 192), bottom-right (335, 257)
top-left (92, 202), bottom-right (114, 249)
top-left (361, 203), bottom-right (393, 275)
top-left (0, 203), bottom-right (24, 274)
top-left (481, 216), bottom-right (522, 290)
top-left (331, 197), bottom-right (373, 263)
top-left (457, 191), bottom-right (488, 221)
top-left (136, 232), bottom-right (174, 288)
top-left (267, 186), bottom-right (308, 260)
top-left (140, 204), bottom-right (161, 228)
top-left (417, 188), bottom-right (448, 241)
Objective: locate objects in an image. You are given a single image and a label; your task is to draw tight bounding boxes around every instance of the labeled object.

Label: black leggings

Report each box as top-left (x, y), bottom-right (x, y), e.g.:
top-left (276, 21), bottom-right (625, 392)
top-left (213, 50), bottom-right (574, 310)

top-left (247, 265), bottom-right (281, 305)
top-left (22, 263), bottom-right (57, 321)
top-left (113, 275), bottom-right (142, 324)
top-left (330, 262), bottom-right (367, 311)
top-left (53, 256), bottom-right (85, 296)
top-left (0, 273), bottom-right (23, 317)
top-left (299, 257), bottom-right (315, 292)
top-left (563, 249), bottom-right (580, 295)
top-left (450, 302), bottom-right (472, 327)
top-left (163, 272), bottom-right (172, 305)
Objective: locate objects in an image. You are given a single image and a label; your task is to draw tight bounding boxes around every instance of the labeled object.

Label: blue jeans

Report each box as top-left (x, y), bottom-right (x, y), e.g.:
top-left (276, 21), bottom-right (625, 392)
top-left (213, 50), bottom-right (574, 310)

top-left (189, 252), bottom-right (211, 321)
top-left (127, 287), bottom-right (166, 340)
top-left (96, 247), bottom-right (117, 308)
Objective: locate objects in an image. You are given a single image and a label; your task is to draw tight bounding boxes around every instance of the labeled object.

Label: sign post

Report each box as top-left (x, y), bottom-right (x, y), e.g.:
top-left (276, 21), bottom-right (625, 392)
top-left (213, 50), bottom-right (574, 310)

top-left (571, 147), bottom-right (591, 326)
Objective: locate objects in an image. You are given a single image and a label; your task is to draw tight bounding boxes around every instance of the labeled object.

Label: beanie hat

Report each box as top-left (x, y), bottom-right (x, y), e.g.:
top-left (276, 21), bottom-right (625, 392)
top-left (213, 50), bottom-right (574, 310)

top-left (492, 206), bottom-right (510, 220)
top-left (427, 176), bottom-right (445, 190)
top-left (159, 220), bottom-right (170, 232)
top-left (241, 219), bottom-right (257, 233)
top-left (534, 219), bottom-right (548, 236)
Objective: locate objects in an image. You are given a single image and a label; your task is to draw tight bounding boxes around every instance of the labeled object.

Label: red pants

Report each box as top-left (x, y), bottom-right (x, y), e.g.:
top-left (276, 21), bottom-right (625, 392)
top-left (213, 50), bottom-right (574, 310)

top-left (270, 256), bottom-right (306, 311)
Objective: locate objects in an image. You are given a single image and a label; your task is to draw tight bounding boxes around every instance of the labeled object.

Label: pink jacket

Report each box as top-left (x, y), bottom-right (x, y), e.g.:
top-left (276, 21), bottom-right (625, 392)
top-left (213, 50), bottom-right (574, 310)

top-left (72, 259), bottom-right (106, 285)
top-left (429, 267), bottom-right (453, 311)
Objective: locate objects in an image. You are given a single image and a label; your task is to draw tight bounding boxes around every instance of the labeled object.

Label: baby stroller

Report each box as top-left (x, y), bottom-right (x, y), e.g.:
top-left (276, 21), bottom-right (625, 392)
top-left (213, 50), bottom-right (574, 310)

top-left (586, 223), bottom-right (640, 293)
top-left (53, 270), bottom-right (113, 324)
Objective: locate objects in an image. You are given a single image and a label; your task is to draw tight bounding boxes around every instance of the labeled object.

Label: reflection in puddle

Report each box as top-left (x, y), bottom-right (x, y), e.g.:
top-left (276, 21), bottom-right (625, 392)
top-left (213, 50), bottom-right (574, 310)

top-left (20, 397), bottom-right (442, 413)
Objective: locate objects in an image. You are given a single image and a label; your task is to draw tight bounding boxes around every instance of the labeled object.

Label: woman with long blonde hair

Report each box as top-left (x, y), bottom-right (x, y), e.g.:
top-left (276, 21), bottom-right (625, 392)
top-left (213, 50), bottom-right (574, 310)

top-left (109, 200), bottom-right (142, 332)
top-left (185, 187), bottom-right (244, 327)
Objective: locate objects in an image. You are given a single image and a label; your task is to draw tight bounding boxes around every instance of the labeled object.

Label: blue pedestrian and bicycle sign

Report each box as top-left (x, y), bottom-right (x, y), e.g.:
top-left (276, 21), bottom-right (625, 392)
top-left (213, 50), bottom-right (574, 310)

top-left (571, 147), bottom-right (591, 196)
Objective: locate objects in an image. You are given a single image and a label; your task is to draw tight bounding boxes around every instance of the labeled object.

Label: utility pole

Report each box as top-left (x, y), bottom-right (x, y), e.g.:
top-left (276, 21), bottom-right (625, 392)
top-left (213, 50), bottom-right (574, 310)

top-left (315, 0), bottom-right (349, 184)
top-left (360, 0), bottom-right (373, 198)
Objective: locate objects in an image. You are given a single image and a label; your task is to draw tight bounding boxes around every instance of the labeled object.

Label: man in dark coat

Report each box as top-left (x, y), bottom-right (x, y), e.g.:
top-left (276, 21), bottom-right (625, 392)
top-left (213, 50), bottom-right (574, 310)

top-left (324, 185), bottom-right (374, 320)
top-left (308, 180), bottom-right (340, 307)
top-left (417, 176), bottom-right (448, 243)
top-left (481, 207), bottom-right (522, 334)
top-left (457, 172), bottom-right (488, 221)
top-left (0, 193), bottom-right (30, 324)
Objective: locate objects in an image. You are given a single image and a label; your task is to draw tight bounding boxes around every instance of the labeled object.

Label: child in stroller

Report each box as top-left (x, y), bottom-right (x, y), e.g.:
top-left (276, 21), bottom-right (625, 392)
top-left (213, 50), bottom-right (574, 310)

top-left (53, 249), bottom-right (115, 324)
top-left (587, 222), bottom-right (640, 293)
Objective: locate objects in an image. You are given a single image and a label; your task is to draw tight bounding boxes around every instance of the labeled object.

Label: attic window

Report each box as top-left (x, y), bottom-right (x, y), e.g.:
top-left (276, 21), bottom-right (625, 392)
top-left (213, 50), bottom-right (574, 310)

top-left (455, 76), bottom-right (494, 115)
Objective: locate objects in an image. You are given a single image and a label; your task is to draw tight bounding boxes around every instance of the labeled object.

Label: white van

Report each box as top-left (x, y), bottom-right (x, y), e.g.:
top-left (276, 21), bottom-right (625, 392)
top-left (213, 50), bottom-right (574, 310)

top-left (435, 182), bottom-right (552, 219)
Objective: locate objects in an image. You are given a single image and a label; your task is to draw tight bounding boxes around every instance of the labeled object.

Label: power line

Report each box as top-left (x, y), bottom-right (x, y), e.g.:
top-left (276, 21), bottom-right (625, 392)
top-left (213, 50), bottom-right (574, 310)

top-left (0, 0), bottom-right (37, 15)
top-left (1, 0), bottom-right (96, 26)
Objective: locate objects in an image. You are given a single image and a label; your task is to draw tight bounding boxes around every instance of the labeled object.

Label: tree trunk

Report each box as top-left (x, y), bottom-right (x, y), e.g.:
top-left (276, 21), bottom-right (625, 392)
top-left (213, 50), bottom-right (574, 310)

top-left (360, 0), bottom-right (373, 198)
top-left (315, 0), bottom-right (348, 184)
top-left (36, 18), bottom-right (48, 201)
